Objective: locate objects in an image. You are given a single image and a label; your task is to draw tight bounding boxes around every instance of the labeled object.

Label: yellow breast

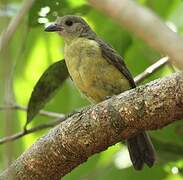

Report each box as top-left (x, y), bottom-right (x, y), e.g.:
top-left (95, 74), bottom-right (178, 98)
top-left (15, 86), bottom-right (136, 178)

top-left (64, 38), bottom-right (130, 102)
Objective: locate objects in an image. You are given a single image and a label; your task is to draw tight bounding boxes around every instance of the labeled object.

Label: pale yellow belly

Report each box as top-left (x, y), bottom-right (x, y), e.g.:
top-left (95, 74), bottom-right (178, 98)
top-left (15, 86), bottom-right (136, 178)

top-left (64, 38), bottom-right (131, 102)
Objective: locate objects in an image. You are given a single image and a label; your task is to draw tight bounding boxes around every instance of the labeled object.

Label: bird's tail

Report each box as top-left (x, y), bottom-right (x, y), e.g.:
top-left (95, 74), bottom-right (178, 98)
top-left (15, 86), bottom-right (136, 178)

top-left (127, 132), bottom-right (156, 170)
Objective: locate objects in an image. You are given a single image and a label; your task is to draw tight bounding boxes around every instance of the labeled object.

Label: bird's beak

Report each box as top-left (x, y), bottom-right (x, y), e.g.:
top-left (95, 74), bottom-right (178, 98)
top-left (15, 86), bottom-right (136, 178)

top-left (44, 24), bottom-right (63, 32)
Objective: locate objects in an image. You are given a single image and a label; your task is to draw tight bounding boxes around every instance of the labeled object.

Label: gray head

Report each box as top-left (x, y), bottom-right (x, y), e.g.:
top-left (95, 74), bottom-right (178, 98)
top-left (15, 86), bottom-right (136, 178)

top-left (45, 15), bottom-right (96, 40)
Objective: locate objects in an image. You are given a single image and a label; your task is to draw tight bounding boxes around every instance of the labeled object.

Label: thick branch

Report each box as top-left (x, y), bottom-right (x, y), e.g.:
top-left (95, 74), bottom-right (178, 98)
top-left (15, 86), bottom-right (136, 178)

top-left (89, 0), bottom-right (183, 69)
top-left (0, 56), bottom-right (168, 144)
top-left (0, 72), bottom-right (183, 180)
top-left (0, 57), bottom-right (168, 144)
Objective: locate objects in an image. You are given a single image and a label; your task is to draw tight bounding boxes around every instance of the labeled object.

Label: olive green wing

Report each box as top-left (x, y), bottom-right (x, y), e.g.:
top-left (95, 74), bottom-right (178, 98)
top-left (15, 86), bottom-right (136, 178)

top-left (26, 60), bottom-right (69, 128)
top-left (96, 38), bottom-right (136, 88)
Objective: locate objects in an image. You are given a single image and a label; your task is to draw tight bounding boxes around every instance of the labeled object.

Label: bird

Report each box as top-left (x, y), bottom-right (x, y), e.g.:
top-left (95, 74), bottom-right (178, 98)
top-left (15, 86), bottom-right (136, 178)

top-left (45, 15), bottom-right (156, 170)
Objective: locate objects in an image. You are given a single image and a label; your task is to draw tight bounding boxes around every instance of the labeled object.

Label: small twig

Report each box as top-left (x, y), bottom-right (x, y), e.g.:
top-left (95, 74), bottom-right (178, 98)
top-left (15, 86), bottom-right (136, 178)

top-left (0, 118), bottom-right (66, 144)
top-left (134, 56), bottom-right (169, 84)
top-left (0, 0), bottom-right (35, 51)
top-left (0, 104), bottom-right (65, 119)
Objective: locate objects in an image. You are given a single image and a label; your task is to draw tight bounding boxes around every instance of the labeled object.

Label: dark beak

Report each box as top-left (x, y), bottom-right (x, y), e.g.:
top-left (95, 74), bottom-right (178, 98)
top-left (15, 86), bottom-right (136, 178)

top-left (44, 24), bottom-right (63, 32)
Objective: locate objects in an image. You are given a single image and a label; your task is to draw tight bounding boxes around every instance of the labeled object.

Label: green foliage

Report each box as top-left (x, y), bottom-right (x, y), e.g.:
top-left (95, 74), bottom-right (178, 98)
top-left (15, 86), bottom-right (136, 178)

top-left (27, 60), bottom-right (69, 126)
top-left (29, 0), bottom-right (90, 27)
top-left (0, 0), bottom-right (183, 179)
top-left (146, 0), bottom-right (178, 18)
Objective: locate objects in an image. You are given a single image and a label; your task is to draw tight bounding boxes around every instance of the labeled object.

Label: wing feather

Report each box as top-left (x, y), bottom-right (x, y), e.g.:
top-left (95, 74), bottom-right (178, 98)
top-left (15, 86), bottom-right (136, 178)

top-left (95, 38), bottom-right (136, 88)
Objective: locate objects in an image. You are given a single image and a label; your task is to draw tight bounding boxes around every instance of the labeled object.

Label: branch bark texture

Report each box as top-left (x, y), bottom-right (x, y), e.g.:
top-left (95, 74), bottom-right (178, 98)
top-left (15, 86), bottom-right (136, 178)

top-left (89, 0), bottom-right (183, 69)
top-left (1, 72), bottom-right (183, 180)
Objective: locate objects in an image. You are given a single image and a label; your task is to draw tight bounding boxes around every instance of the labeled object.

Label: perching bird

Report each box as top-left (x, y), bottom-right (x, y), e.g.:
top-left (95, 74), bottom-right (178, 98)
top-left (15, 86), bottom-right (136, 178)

top-left (45, 15), bottom-right (156, 170)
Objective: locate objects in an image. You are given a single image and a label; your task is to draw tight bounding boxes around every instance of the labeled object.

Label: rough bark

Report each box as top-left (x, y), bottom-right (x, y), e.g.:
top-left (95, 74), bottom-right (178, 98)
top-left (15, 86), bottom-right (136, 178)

top-left (0, 72), bottom-right (183, 180)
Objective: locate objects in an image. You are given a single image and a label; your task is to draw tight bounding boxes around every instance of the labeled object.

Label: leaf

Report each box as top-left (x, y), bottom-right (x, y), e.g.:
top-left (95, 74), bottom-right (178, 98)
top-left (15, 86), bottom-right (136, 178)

top-left (26, 60), bottom-right (69, 126)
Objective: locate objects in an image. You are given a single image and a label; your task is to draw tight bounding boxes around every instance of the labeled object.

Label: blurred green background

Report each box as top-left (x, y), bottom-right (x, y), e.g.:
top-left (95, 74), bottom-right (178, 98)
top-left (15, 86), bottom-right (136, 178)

top-left (0, 0), bottom-right (183, 179)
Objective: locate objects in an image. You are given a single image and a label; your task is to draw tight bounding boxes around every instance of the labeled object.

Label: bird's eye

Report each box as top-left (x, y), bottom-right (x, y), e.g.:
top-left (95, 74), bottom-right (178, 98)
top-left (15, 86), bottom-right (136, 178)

top-left (65, 20), bottom-right (73, 26)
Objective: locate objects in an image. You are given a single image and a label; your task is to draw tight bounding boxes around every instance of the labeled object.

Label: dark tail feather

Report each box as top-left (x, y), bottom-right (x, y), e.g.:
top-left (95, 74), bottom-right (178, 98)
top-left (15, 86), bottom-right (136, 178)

top-left (127, 136), bottom-right (144, 170)
top-left (137, 132), bottom-right (156, 167)
top-left (127, 132), bottom-right (156, 170)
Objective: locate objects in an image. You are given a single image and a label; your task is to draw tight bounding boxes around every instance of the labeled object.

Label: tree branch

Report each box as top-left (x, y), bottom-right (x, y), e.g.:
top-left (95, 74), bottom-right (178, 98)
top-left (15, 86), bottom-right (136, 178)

top-left (0, 0), bottom-right (35, 52)
top-left (0, 72), bottom-right (183, 179)
top-left (0, 56), bottom-right (168, 144)
top-left (0, 104), bottom-right (66, 144)
top-left (0, 118), bottom-right (66, 145)
top-left (134, 56), bottom-right (169, 84)
top-left (89, 0), bottom-right (183, 69)
top-left (0, 104), bottom-right (65, 119)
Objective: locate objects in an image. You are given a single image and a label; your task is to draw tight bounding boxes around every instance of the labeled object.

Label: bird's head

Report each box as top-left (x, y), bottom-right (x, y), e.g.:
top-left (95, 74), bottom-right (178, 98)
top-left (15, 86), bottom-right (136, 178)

top-left (45, 15), bottom-right (95, 41)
